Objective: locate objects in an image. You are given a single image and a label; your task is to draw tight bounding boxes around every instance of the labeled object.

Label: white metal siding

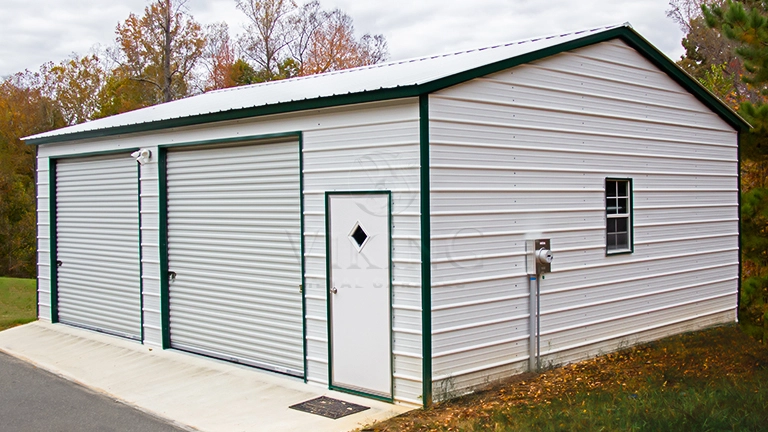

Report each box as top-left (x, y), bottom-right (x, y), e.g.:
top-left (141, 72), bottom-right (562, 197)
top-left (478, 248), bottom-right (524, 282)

top-left (301, 112), bottom-right (423, 405)
top-left (55, 154), bottom-right (141, 339)
top-left (36, 99), bottom-right (424, 405)
top-left (166, 140), bottom-right (303, 375)
top-left (429, 39), bottom-right (739, 396)
top-left (37, 156), bottom-right (52, 320)
top-left (139, 152), bottom-right (163, 346)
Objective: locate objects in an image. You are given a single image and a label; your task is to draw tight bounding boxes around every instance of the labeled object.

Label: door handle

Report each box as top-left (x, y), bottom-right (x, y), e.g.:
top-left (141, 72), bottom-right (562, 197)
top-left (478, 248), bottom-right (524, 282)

top-left (330, 287), bottom-right (337, 294)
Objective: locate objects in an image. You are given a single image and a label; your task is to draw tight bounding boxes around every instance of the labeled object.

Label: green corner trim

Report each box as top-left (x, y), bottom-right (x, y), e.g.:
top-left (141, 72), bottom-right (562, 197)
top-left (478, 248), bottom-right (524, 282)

top-left (325, 191), bottom-right (394, 403)
top-left (25, 26), bottom-right (748, 148)
top-left (736, 131), bottom-right (742, 316)
top-left (35, 146), bottom-right (40, 319)
top-left (158, 148), bottom-right (171, 349)
top-left (48, 157), bottom-right (58, 323)
top-left (419, 94), bottom-right (432, 408)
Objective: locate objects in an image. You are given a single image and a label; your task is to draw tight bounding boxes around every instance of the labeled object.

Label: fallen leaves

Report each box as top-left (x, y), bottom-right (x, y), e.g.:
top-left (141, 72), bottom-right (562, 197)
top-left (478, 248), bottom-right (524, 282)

top-left (362, 325), bottom-right (768, 432)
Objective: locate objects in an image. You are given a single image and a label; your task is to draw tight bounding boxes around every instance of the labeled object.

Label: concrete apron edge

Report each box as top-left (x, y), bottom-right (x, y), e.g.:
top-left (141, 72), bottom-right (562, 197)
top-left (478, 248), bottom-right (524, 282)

top-left (0, 323), bottom-right (200, 431)
top-left (0, 321), bottom-right (413, 432)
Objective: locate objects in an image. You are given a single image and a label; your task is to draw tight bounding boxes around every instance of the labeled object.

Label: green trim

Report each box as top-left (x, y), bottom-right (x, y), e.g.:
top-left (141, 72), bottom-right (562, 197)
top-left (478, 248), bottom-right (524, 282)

top-left (25, 26), bottom-right (748, 148)
top-left (48, 157), bottom-right (58, 323)
top-left (48, 149), bottom-right (143, 326)
top-left (331, 386), bottom-right (395, 404)
top-left (605, 177), bottom-right (634, 256)
top-left (158, 148), bottom-right (171, 349)
top-left (137, 162), bottom-right (145, 343)
top-left (35, 146), bottom-right (40, 319)
top-left (737, 131), bottom-right (742, 317)
top-left (299, 132), bottom-right (308, 382)
top-left (158, 131), bottom-right (303, 351)
top-left (325, 191), bottom-right (395, 403)
top-left (419, 94), bottom-right (432, 408)
top-left (48, 148), bottom-right (141, 159)
top-left (26, 89), bottom-right (417, 146)
top-left (157, 132), bottom-right (301, 149)
top-left (325, 193), bottom-right (332, 394)
top-left (614, 29), bottom-right (750, 132)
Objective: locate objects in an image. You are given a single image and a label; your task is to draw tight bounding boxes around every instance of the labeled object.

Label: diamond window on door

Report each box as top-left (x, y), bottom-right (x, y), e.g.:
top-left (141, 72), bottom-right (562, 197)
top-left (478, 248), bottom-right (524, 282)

top-left (349, 221), bottom-right (370, 252)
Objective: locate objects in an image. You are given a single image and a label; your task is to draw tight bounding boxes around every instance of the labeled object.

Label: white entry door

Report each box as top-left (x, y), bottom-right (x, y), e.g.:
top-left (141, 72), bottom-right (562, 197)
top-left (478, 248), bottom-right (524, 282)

top-left (327, 193), bottom-right (391, 398)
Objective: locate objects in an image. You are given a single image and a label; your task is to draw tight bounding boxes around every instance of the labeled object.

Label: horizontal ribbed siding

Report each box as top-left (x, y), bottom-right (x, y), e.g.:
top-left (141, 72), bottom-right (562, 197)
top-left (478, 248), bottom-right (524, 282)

top-left (302, 109), bottom-right (424, 405)
top-left (429, 39), bottom-right (739, 397)
top-left (36, 157), bottom-right (51, 320)
top-left (166, 141), bottom-right (303, 376)
top-left (140, 157), bottom-right (162, 346)
top-left (55, 154), bottom-right (141, 339)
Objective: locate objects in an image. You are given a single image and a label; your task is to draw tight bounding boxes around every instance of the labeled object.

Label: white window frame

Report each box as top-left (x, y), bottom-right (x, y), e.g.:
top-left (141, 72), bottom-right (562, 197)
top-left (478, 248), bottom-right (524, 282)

top-left (606, 178), bottom-right (633, 254)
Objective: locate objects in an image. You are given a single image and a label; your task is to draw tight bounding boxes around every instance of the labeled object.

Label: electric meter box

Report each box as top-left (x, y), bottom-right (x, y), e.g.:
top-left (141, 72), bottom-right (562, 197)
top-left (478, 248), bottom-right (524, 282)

top-left (527, 238), bottom-right (553, 275)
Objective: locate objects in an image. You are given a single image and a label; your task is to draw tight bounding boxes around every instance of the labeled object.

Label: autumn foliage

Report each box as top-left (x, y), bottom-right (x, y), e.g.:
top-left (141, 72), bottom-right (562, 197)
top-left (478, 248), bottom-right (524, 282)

top-left (0, 74), bottom-right (65, 277)
top-left (369, 325), bottom-right (768, 431)
top-left (0, 0), bottom-right (388, 278)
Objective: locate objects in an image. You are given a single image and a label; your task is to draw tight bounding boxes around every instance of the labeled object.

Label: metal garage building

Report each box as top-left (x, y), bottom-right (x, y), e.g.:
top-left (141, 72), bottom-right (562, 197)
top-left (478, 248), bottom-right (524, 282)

top-left (26, 24), bottom-right (747, 407)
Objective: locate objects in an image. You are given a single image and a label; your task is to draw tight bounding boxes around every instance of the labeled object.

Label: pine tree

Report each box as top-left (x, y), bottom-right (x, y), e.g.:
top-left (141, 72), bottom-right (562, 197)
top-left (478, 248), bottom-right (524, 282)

top-left (704, 0), bottom-right (768, 342)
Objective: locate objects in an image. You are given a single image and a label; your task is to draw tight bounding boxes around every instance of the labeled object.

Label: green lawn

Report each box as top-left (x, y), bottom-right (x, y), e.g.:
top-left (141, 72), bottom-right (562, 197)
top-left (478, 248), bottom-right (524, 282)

top-left (367, 325), bottom-right (768, 432)
top-left (0, 277), bottom-right (36, 331)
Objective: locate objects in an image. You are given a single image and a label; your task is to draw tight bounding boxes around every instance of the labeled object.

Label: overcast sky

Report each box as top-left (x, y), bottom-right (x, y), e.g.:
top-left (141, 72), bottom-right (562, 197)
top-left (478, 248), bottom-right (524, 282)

top-left (0, 0), bottom-right (685, 78)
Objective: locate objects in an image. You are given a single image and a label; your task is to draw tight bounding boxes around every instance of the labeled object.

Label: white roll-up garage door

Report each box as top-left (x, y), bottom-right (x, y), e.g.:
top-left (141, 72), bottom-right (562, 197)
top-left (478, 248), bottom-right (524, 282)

top-left (55, 154), bottom-right (141, 339)
top-left (166, 140), bottom-right (303, 376)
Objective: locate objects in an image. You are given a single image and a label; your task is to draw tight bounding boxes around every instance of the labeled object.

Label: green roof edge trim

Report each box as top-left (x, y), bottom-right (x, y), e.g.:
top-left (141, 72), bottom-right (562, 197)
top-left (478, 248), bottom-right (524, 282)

top-left (25, 26), bottom-right (749, 146)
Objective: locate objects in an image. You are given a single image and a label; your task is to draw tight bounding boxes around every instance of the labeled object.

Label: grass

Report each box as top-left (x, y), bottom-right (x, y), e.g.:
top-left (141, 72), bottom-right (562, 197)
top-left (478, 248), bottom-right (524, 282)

top-left (0, 277), bottom-right (37, 331)
top-left (365, 325), bottom-right (768, 431)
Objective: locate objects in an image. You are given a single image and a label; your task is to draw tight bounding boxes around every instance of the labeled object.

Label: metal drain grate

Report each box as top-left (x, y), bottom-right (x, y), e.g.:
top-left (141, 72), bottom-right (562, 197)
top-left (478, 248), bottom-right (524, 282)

top-left (289, 396), bottom-right (370, 419)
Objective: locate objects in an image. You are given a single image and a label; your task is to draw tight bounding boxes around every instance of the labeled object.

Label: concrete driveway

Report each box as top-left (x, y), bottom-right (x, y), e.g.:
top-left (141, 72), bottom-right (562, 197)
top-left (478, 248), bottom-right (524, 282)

top-left (0, 322), bottom-right (412, 432)
top-left (0, 351), bottom-right (187, 432)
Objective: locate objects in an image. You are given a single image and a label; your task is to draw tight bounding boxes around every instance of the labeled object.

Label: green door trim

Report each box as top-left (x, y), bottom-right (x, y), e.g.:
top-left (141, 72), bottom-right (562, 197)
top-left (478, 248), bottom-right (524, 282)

top-left (157, 132), bottom-right (307, 379)
top-left (47, 147), bottom-right (144, 344)
top-left (324, 190), bottom-right (394, 403)
top-left (48, 157), bottom-right (58, 323)
top-left (47, 148), bottom-right (141, 325)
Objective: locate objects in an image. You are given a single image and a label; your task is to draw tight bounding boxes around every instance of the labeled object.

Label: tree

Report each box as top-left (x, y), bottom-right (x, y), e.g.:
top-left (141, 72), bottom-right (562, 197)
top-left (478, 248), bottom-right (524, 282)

top-left (702, 0), bottom-right (768, 342)
top-left (235, 0), bottom-right (388, 81)
top-left (236, 0), bottom-right (296, 80)
top-left (111, 0), bottom-right (206, 104)
top-left (93, 65), bottom-right (159, 118)
top-left (298, 7), bottom-right (387, 75)
top-left (0, 72), bottom-right (65, 278)
top-left (43, 54), bottom-right (107, 125)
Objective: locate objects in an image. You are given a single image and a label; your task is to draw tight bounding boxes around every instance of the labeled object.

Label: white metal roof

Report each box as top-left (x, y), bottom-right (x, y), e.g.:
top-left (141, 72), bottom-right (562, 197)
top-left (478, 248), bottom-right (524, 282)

top-left (27, 24), bottom-right (630, 141)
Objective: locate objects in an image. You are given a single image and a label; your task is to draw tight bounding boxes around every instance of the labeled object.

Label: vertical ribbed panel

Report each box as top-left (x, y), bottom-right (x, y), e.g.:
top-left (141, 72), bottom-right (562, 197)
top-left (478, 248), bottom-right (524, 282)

top-left (166, 140), bottom-right (303, 376)
top-left (55, 154), bottom-right (141, 339)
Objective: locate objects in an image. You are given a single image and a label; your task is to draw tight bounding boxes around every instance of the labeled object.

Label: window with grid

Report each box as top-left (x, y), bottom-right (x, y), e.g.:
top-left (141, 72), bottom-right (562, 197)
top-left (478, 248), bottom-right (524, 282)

top-left (606, 179), bottom-right (632, 253)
